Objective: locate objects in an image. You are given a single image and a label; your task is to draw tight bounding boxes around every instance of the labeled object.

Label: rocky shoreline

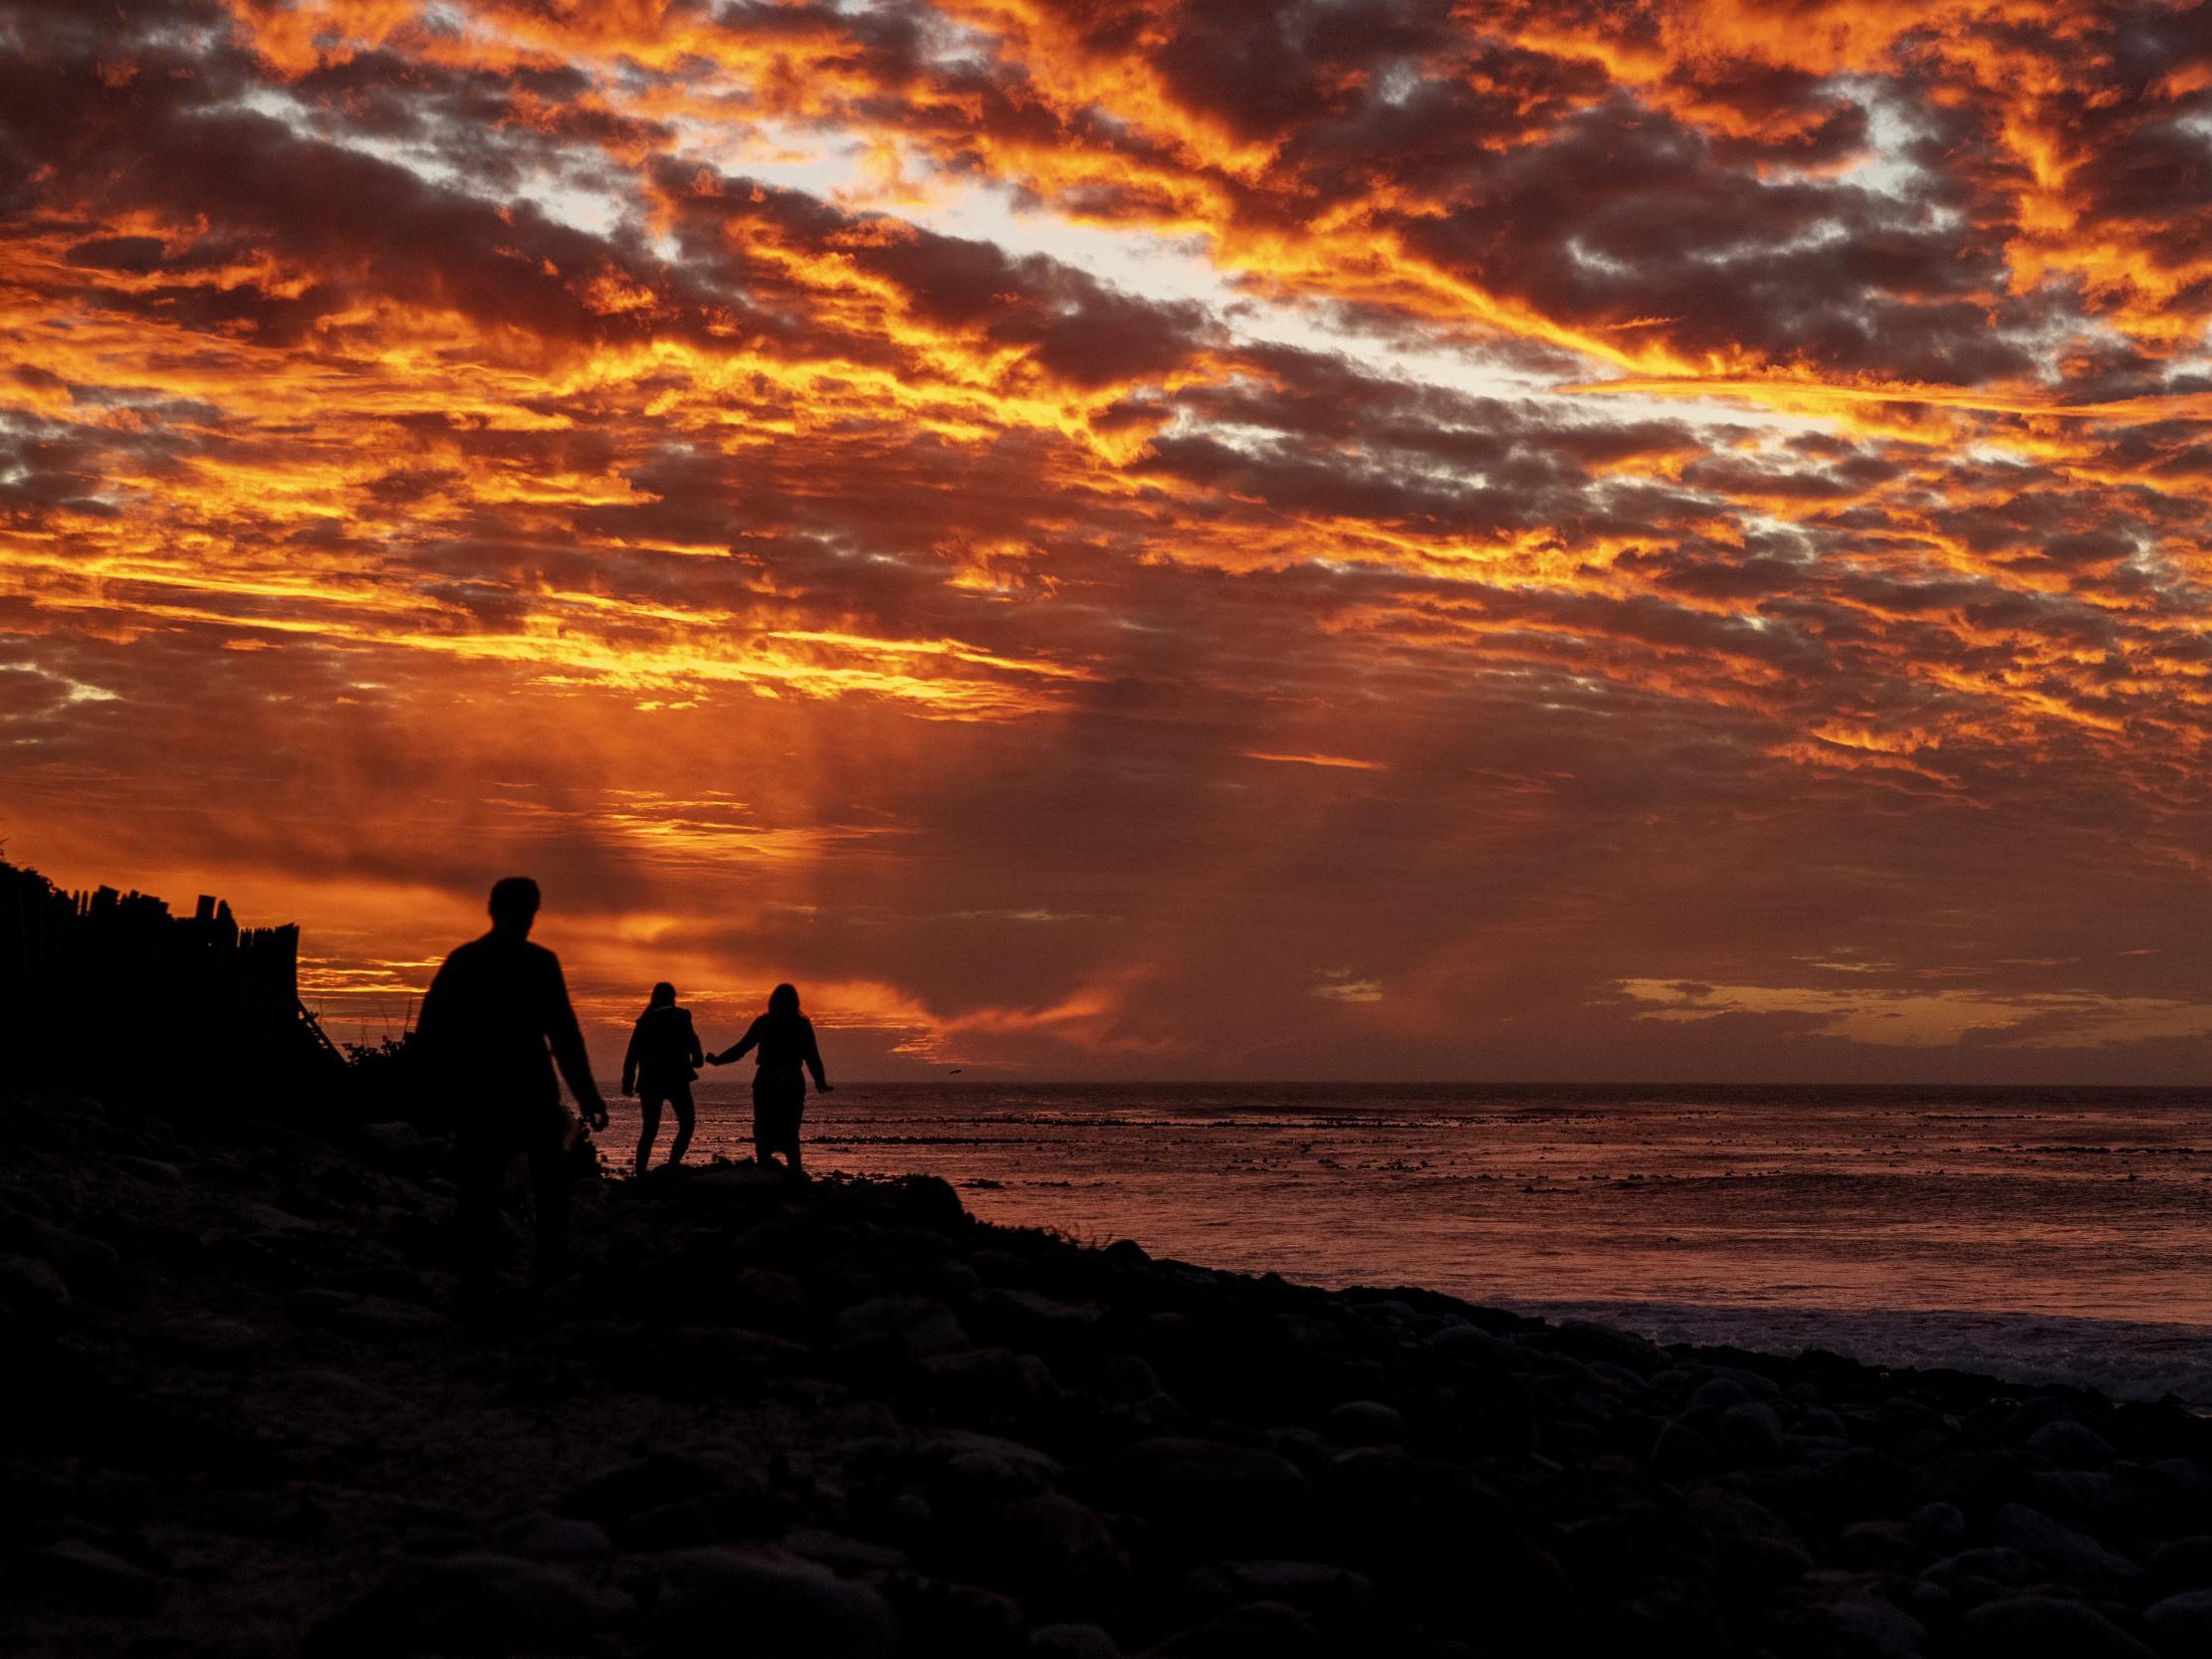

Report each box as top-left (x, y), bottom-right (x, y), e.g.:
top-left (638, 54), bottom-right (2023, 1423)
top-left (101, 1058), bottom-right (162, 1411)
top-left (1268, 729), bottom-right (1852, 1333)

top-left (4, 1092), bottom-right (2210, 1658)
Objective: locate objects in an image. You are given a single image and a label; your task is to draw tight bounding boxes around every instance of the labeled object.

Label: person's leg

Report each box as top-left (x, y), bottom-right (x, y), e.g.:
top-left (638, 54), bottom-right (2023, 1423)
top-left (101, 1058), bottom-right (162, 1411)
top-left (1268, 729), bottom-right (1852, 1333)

top-left (456, 1128), bottom-right (510, 1305)
top-left (766, 1075), bottom-right (804, 1175)
top-left (752, 1075), bottom-right (777, 1167)
top-left (668, 1085), bottom-right (694, 1167)
top-left (527, 1126), bottom-right (573, 1285)
top-left (635, 1094), bottom-right (662, 1176)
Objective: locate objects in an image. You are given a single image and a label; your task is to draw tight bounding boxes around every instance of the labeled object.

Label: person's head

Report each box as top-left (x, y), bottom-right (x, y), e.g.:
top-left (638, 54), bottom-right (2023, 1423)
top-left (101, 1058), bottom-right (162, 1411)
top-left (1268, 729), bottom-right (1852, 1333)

top-left (487, 876), bottom-right (541, 936)
top-left (768, 982), bottom-right (800, 1019)
top-left (648, 981), bottom-right (676, 1010)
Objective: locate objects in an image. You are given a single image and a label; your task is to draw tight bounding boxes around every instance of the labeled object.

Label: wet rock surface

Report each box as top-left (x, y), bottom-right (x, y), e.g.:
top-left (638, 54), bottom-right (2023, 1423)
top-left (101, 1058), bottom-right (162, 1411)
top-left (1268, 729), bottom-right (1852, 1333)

top-left (3, 1090), bottom-right (2209, 1657)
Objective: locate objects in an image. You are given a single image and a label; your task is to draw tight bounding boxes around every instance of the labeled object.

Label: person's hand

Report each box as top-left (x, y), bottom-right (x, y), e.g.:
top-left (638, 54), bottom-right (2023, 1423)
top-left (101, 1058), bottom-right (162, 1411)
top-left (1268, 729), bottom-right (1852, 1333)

top-left (586, 1101), bottom-right (610, 1133)
top-left (817, 1082), bottom-right (835, 1093)
top-left (622, 1085), bottom-right (635, 1098)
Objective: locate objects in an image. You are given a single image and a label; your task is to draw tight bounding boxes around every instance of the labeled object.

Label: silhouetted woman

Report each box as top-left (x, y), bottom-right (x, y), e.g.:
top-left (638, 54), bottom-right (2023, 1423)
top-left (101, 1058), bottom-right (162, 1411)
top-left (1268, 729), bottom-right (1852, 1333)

top-left (706, 982), bottom-right (831, 1173)
top-left (621, 981), bottom-right (703, 1175)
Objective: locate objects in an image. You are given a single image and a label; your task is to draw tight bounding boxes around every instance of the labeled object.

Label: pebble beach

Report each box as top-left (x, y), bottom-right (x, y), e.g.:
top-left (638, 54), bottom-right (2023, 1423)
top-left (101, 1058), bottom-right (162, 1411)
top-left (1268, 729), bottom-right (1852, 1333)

top-left (6, 1092), bottom-right (2212, 1658)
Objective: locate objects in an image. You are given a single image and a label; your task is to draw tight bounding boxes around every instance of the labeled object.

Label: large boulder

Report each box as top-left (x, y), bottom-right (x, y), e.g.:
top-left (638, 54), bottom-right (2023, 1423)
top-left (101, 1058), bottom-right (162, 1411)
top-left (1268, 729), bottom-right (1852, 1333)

top-left (651, 1547), bottom-right (898, 1659)
top-left (560, 1451), bottom-right (774, 1547)
top-left (2146, 1588), bottom-right (2212, 1646)
top-left (836, 1294), bottom-right (969, 1358)
top-left (309, 1551), bottom-right (627, 1656)
top-left (1110, 1437), bottom-right (1313, 1552)
top-left (1958, 1597), bottom-right (2155, 1659)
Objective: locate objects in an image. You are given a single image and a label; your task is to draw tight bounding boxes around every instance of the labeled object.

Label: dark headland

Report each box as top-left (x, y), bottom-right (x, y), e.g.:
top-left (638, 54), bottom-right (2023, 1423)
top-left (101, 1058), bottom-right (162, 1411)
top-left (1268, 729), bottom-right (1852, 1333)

top-left (5, 1089), bottom-right (2211, 1659)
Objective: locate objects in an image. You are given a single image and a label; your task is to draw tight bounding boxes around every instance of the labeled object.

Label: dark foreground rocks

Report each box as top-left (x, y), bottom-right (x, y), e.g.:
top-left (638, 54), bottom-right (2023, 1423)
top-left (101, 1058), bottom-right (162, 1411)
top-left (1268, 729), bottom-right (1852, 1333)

top-left (2, 1092), bottom-right (2208, 1658)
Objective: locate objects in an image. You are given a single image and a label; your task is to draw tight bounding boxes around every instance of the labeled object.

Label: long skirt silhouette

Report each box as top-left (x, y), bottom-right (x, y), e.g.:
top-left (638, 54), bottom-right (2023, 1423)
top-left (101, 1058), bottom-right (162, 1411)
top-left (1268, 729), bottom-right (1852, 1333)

top-left (754, 1062), bottom-right (806, 1166)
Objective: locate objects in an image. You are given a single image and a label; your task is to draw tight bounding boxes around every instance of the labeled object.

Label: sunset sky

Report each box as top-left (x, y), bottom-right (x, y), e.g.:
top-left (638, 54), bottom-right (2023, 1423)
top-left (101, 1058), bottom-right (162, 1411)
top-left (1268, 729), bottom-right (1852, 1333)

top-left (6, 0), bottom-right (2212, 1081)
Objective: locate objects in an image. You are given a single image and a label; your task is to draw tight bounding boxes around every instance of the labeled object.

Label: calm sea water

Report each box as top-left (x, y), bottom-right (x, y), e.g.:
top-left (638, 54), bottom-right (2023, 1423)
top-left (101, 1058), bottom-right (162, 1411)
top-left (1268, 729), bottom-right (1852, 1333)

top-left (634, 1081), bottom-right (2212, 1403)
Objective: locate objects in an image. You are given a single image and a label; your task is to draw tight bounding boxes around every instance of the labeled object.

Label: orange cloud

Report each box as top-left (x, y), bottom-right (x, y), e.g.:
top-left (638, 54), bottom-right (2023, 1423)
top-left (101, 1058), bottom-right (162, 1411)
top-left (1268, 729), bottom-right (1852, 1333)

top-left (6, 0), bottom-right (2212, 1081)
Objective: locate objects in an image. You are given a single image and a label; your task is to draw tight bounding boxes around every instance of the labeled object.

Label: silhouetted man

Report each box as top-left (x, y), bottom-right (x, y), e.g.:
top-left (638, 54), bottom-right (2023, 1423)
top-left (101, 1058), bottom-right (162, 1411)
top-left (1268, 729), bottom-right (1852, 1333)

top-left (418, 877), bottom-right (608, 1300)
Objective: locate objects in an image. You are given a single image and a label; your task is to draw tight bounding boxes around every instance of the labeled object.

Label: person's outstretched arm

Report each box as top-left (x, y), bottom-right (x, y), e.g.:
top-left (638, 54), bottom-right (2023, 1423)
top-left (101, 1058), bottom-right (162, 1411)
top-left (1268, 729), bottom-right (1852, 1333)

top-left (683, 1010), bottom-right (704, 1070)
top-left (620, 1018), bottom-right (642, 1097)
top-left (802, 1017), bottom-right (829, 1091)
top-left (712, 1015), bottom-right (764, 1067)
top-left (544, 955), bottom-right (609, 1131)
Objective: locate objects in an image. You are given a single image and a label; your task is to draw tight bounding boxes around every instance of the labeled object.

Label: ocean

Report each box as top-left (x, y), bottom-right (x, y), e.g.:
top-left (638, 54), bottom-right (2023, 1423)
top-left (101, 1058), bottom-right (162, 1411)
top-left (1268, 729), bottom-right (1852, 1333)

top-left (643, 1080), bottom-right (2212, 1403)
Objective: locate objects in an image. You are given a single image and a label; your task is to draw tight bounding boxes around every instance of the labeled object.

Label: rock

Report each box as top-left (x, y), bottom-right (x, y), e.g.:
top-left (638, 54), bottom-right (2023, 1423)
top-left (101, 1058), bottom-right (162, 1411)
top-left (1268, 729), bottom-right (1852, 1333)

top-left (1550, 1320), bottom-right (1665, 1373)
top-left (652, 1547), bottom-right (898, 1659)
top-left (1113, 1437), bottom-right (1312, 1548)
top-left (1798, 1405), bottom-right (1849, 1439)
top-left (1030, 1623), bottom-right (1121, 1659)
top-left (151, 1314), bottom-right (265, 1364)
top-left (309, 1551), bottom-right (625, 1656)
top-left (1874, 1397), bottom-right (1945, 1442)
top-left (658, 1325), bottom-right (808, 1368)
top-left (1999, 1395), bottom-right (2073, 1439)
top-left (284, 1288), bottom-right (356, 1320)
top-left (878, 1575), bottom-right (1024, 1653)
top-left (782, 1529), bottom-right (907, 1576)
top-left (28, 1540), bottom-right (162, 1613)
top-left (623, 1490), bottom-right (779, 1550)
top-left (1218, 1558), bottom-right (1374, 1614)
top-left (2145, 1588), bottom-right (2212, 1644)
top-left (1425, 1323), bottom-right (1523, 1366)
top-left (2, 1216), bottom-right (121, 1295)
top-left (2030, 1467), bottom-right (2125, 1518)
top-left (330, 1264), bottom-right (436, 1305)
top-left (1719, 1400), bottom-right (1785, 1464)
top-left (1687, 1486), bottom-right (1813, 1578)
top-left (233, 1200), bottom-right (321, 1234)
top-left (1838, 1520), bottom-right (1935, 1573)
top-left (1688, 1377), bottom-right (1752, 1413)
top-left (1775, 1592), bottom-right (1925, 1658)
top-left (732, 1267), bottom-right (810, 1331)
top-left (1991, 1502), bottom-right (2138, 1578)
top-left (2147, 1536), bottom-right (2212, 1591)
top-left (1924, 1547), bottom-right (2043, 1594)
top-left (916, 1429), bottom-right (1065, 1498)
top-left (1103, 1352), bottom-right (1173, 1406)
top-left (875, 1172), bottom-right (966, 1231)
top-left (1957, 1596), bottom-right (2155, 1659)
top-left (919, 1346), bottom-right (1060, 1415)
top-left (1650, 1417), bottom-right (1722, 1479)
top-left (2029, 1419), bottom-right (2118, 1470)
top-left (328, 1295), bottom-right (451, 1341)
top-left (1914, 1448), bottom-right (2045, 1509)
top-left (830, 1400), bottom-right (902, 1442)
top-left (1893, 1427), bottom-right (1956, 1464)
top-left (969, 1286), bottom-right (1104, 1348)
top-left (995, 1493), bottom-right (1129, 1595)
top-left (487, 1514), bottom-right (616, 1563)
top-left (561, 1452), bottom-right (768, 1531)
top-left (1909, 1502), bottom-right (1968, 1550)
top-left (1152, 1599), bottom-right (1321, 1657)
top-left (1325, 1400), bottom-right (1407, 1447)
top-left (360, 1122), bottom-right (426, 1163)
top-left (835, 1294), bottom-right (968, 1358)
top-left (0, 1251), bottom-right (71, 1322)
top-left (2149, 1458), bottom-right (2212, 1502)
top-left (1823, 1446), bottom-right (1911, 1513)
